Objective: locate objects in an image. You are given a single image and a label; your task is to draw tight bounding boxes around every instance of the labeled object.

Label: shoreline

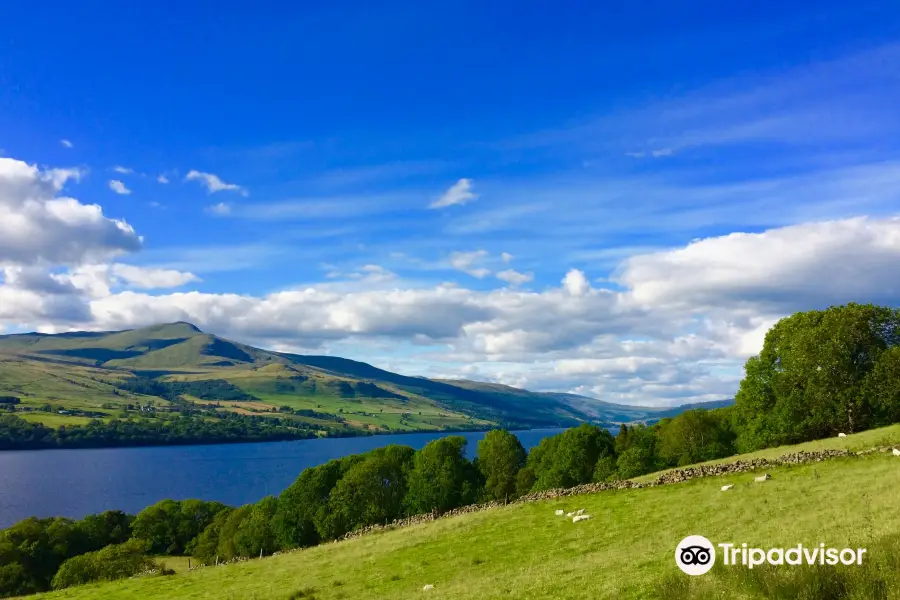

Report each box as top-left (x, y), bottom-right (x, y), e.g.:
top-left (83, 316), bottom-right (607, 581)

top-left (0, 423), bottom-right (581, 453)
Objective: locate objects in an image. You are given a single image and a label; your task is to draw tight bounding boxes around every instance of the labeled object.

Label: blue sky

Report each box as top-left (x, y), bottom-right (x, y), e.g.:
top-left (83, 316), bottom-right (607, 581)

top-left (1, 1), bottom-right (900, 405)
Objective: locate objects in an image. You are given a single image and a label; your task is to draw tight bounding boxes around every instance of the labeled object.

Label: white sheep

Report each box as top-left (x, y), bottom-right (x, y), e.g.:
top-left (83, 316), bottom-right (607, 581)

top-left (838, 433), bottom-right (847, 438)
top-left (423, 584), bottom-right (434, 591)
top-left (572, 514), bottom-right (591, 523)
top-left (566, 511), bottom-right (575, 517)
top-left (575, 508), bottom-right (586, 515)
top-left (754, 474), bottom-right (771, 482)
top-left (555, 509), bottom-right (565, 516)
top-left (721, 484), bottom-right (734, 491)
top-left (893, 448), bottom-right (900, 457)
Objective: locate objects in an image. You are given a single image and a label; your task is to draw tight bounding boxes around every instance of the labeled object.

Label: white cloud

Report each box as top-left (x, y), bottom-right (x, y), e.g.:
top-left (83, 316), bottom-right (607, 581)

top-left (501, 252), bottom-right (514, 264)
top-left (206, 202), bottom-right (231, 216)
top-left (111, 265), bottom-right (199, 289)
top-left (0, 157), bottom-right (141, 267)
top-left (108, 180), bottom-right (131, 195)
top-left (496, 269), bottom-right (533, 286)
top-left (60, 139), bottom-right (73, 149)
top-left (562, 269), bottom-right (591, 296)
top-left (186, 170), bottom-right (248, 196)
top-left (616, 216), bottom-right (900, 312)
top-left (449, 250), bottom-right (490, 278)
top-left (112, 166), bottom-right (134, 175)
top-left (157, 174), bottom-right (169, 184)
top-left (430, 178), bottom-right (477, 209)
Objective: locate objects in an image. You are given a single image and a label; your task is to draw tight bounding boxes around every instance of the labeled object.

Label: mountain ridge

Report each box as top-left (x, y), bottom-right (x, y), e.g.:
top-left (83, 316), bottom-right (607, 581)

top-left (0, 322), bottom-right (734, 433)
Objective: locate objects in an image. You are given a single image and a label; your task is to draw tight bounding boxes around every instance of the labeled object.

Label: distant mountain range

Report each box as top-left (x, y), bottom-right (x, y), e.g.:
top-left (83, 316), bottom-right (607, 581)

top-left (0, 322), bottom-right (734, 433)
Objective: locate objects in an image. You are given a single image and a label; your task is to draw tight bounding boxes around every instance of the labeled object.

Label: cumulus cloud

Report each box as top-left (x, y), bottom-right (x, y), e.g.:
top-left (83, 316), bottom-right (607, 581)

top-left (108, 180), bottom-right (131, 195)
top-left (496, 269), bottom-right (533, 286)
top-left (186, 170), bottom-right (248, 196)
top-left (157, 174), bottom-right (169, 184)
top-left (501, 252), bottom-right (514, 264)
top-left (112, 166), bottom-right (134, 175)
top-left (616, 216), bottom-right (900, 312)
top-left (0, 158), bottom-right (141, 267)
top-left (60, 139), bottom-right (73, 149)
top-left (449, 250), bottom-right (491, 278)
top-left (430, 178), bottom-right (477, 209)
top-left (562, 269), bottom-right (591, 296)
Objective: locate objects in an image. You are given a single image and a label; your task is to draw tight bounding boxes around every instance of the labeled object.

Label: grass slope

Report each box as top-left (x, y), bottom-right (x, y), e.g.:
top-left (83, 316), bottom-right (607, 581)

top-left (31, 426), bottom-right (900, 600)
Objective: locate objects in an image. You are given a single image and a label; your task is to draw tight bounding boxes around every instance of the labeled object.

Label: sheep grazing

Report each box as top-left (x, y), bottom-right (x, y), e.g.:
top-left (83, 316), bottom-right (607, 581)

top-left (566, 511), bottom-right (576, 517)
top-left (423, 584), bottom-right (435, 591)
top-left (572, 514), bottom-right (591, 523)
top-left (893, 448), bottom-right (900, 457)
top-left (555, 509), bottom-right (565, 516)
top-left (754, 473), bottom-right (771, 482)
top-left (575, 508), bottom-right (586, 515)
top-left (721, 484), bottom-right (734, 491)
top-left (838, 433), bottom-right (847, 438)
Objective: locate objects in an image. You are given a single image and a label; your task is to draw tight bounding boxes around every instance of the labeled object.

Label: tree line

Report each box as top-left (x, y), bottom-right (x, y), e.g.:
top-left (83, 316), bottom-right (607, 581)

top-left (2, 303), bottom-right (899, 596)
top-left (0, 413), bottom-right (318, 451)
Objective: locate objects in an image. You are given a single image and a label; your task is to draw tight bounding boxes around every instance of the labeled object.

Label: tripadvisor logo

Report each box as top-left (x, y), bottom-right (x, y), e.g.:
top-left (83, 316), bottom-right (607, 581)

top-left (675, 535), bottom-right (867, 576)
top-left (675, 535), bottom-right (716, 576)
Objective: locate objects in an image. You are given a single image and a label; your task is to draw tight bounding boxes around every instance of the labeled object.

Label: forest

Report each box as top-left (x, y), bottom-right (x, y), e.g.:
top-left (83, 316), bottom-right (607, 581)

top-left (2, 303), bottom-right (900, 597)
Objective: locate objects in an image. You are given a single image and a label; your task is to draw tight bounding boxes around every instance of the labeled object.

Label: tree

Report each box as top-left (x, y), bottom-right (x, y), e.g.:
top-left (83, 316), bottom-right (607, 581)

top-left (327, 446), bottom-right (415, 536)
top-left (861, 346), bottom-right (900, 427)
top-left (656, 409), bottom-right (735, 467)
top-left (234, 496), bottom-right (280, 557)
top-left (405, 437), bottom-right (480, 514)
top-left (735, 304), bottom-right (900, 451)
top-left (515, 466), bottom-right (536, 496)
top-left (188, 508), bottom-right (234, 564)
top-left (273, 455), bottom-right (366, 547)
top-left (131, 499), bottom-right (228, 555)
top-left (529, 424), bottom-right (616, 491)
top-left (476, 429), bottom-right (527, 502)
top-left (51, 539), bottom-right (158, 590)
top-left (214, 506), bottom-right (253, 560)
top-left (614, 425), bottom-right (659, 479)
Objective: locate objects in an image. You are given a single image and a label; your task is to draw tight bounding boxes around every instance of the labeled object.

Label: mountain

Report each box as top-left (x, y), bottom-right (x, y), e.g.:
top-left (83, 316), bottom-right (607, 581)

top-left (0, 323), bottom-right (733, 433)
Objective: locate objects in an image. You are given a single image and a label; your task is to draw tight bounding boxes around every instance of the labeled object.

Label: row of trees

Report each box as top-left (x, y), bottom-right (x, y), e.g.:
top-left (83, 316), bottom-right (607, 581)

top-left (0, 413), bottom-right (318, 451)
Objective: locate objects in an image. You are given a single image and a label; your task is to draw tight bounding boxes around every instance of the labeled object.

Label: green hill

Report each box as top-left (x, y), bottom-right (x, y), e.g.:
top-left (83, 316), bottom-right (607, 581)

top-left (29, 425), bottom-right (900, 600)
top-left (0, 323), bottom-right (731, 434)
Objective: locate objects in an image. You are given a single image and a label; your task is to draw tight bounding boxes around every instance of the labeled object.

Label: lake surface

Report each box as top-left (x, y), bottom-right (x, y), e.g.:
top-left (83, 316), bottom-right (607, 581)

top-left (0, 428), bottom-right (564, 528)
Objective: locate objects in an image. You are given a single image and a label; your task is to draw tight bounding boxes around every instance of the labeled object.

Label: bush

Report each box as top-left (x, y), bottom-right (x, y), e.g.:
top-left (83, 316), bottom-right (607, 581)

top-left (51, 539), bottom-right (158, 590)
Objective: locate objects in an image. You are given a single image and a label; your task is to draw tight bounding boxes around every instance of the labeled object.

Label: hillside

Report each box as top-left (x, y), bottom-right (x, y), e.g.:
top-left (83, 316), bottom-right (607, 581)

top-left (0, 323), bottom-right (731, 435)
top-left (29, 425), bottom-right (900, 600)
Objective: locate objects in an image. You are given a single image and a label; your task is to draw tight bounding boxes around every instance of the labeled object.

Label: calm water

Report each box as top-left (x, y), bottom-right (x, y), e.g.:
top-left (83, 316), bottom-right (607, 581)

top-left (0, 429), bottom-right (563, 528)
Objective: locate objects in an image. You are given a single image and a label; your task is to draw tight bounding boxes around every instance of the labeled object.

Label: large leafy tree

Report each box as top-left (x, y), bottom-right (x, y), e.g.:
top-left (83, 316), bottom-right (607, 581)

top-left (476, 429), bottom-right (527, 502)
top-left (405, 436), bottom-right (480, 514)
top-left (656, 409), bottom-right (735, 467)
top-left (328, 445), bottom-right (415, 535)
top-left (131, 499), bottom-right (228, 555)
top-left (528, 424), bottom-right (616, 491)
top-left (735, 303), bottom-right (900, 451)
top-left (234, 496), bottom-right (280, 558)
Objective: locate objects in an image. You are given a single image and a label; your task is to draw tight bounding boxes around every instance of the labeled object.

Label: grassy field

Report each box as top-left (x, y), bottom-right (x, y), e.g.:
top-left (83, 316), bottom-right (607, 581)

top-left (633, 423), bottom-right (900, 482)
top-left (30, 428), bottom-right (900, 600)
top-left (16, 413), bottom-right (99, 427)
